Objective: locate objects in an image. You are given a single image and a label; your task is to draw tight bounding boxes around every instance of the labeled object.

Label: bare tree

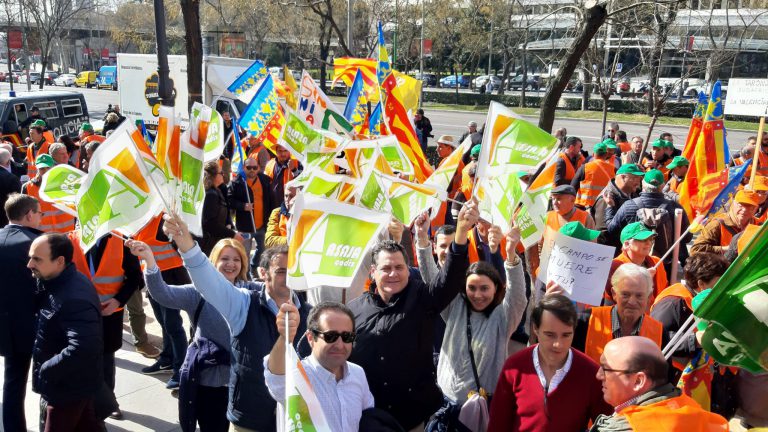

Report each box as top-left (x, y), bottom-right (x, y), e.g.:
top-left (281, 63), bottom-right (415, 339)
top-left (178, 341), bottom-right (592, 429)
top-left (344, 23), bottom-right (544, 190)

top-left (0, 0), bottom-right (19, 92)
top-left (24, 0), bottom-right (95, 89)
top-left (181, 0), bottom-right (203, 110)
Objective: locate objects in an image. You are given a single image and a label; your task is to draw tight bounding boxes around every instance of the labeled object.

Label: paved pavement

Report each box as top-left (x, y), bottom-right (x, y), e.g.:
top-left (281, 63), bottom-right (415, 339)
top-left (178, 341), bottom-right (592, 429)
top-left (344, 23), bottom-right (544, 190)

top-left (0, 292), bottom-right (187, 432)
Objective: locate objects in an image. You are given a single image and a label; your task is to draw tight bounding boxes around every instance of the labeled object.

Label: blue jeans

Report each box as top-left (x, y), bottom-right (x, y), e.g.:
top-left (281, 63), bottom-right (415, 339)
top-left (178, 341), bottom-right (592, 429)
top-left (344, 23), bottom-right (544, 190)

top-left (148, 296), bottom-right (187, 373)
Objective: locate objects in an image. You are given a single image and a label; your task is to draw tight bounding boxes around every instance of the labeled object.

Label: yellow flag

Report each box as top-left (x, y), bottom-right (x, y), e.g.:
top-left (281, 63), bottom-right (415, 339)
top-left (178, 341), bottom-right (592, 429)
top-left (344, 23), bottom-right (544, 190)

top-left (283, 65), bottom-right (298, 110)
top-left (392, 71), bottom-right (422, 113)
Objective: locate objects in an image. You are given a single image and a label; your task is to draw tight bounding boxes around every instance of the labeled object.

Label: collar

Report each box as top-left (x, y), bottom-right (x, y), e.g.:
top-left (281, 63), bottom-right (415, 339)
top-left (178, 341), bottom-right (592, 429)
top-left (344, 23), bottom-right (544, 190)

top-left (39, 263), bottom-right (77, 292)
top-left (306, 353), bottom-right (349, 382)
top-left (613, 393), bottom-right (644, 414)
top-left (264, 288), bottom-right (301, 314)
top-left (611, 305), bottom-right (644, 338)
top-left (532, 345), bottom-right (573, 394)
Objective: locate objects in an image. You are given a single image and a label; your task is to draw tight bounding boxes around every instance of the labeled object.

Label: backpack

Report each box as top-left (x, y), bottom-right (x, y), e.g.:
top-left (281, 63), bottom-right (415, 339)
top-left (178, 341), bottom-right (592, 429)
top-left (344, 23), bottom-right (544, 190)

top-left (633, 197), bottom-right (674, 262)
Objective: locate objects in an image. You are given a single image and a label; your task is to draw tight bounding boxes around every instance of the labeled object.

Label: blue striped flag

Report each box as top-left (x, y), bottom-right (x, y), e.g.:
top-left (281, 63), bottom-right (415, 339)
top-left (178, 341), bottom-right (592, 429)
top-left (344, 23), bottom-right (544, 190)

top-left (227, 59), bottom-right (269, 101)
top-left (343, 69), bottom-right (368, 127)
top-left (238, 75), bottom-right (280, 140)
top-left (369, 102), bottom-right (382, 135)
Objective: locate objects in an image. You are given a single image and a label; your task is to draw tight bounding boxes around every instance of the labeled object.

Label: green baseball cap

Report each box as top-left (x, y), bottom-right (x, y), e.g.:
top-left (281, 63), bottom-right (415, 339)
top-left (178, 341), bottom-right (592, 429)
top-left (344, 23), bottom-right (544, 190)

top-left (30, 119), bottom-right (46, 128)
top-left (602, 138), bottom-right (618, 150)
top-left (652, 139), bottom-right (673, 149)
top-left (644, 169), bottom-right (665, 186)
top-left (470, 144), bottom-right (482, 158)
top-left (560, 221), bottom-right (600, 242)
top-left (616, 163), bottom-right (644, 176)
top-left (620, 221), bottom-right (657, 243)
top-left (663, 140), bottom-right (675, 149)
top-left (666, 156), bottom-right (690, 169)
top-left (35, 153), bottom-right (55, 169)
top-left (79, 122), bottom-right (94, 132)
top-left (593, 142), bottom-right (608, 155)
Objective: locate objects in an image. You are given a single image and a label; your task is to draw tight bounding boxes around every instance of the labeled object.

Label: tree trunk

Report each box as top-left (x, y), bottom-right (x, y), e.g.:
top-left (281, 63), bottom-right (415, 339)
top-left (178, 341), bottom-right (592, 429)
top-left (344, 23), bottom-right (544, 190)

top-left (499, 48), bottom-right (510, 96)
top-left (520, 47), bottom-right (527, 108)
top-left (181, 0), bottom-right (203, 111)
top-left (38, 58), bottom-right (48, 90)
top-left (601, 94), bottom-right (609, 135)
top-left (538, 1), bottom-right (607, 133)
top-left (581, 69), bottom-right (591, 110)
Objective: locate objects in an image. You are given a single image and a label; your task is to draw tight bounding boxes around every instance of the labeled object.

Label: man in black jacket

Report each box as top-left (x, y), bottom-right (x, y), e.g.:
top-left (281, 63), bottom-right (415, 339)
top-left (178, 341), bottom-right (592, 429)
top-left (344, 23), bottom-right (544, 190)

top-left (0, 193), bottom-right (42, 431)
top-left (27, 233), bottom-right (104, 431)
top-left (228, 156), bottom-right (274, 277)
top-left (348, 198), bottom-right (479, 431)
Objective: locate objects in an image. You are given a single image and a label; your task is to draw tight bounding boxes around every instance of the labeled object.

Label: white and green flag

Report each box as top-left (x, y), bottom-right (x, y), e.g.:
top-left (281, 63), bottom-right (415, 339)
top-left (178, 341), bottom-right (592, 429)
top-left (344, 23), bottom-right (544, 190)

top-left (284, 341), bottom-right (332, 432)
top-left (279, 110), bottom-right (325, 160)
top-left (177, 126), bottom-right (206, 237)
top-left (379, 174), bottom-right (446, 225)
top-left (40, 164), bottom-right (87, 217)
top-left (76, 122), bottom-right (162, 251)
top-left (190, 102), bottom-right (225, 163)
top-left (287, 194), bottom-right (390, 290)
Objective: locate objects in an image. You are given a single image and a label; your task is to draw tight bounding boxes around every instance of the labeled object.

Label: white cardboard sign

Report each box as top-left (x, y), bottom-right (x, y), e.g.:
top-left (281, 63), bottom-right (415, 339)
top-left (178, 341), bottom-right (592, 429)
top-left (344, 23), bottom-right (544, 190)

top-left (538, 231), bottom-right (615, 306)
top-left (724, 79), bottom-right (768, 117)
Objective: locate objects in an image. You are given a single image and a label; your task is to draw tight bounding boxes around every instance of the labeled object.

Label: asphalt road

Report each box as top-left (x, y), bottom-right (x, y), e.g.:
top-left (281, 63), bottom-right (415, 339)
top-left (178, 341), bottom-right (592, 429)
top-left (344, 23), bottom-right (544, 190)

top-left (1, 82), bottom-right (755, 153)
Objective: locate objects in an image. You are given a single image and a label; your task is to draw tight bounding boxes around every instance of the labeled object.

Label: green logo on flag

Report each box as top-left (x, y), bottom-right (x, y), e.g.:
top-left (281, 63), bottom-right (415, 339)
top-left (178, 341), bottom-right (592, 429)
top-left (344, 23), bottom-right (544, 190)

top-left (317, 215), bottom-right (379, 277)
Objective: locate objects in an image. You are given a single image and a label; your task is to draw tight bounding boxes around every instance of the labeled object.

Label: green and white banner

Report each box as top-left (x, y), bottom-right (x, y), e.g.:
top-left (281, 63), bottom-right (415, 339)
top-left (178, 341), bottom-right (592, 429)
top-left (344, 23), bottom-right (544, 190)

top-left (279, 110), bottom-right (325, 160)
top-left (476, 170), bottom-right (524, 232)
top-left (177, 124), bottom-right (206, 237)
top-left (75, 122), bottom-right (162, 251)
top-left (190, 102), bottom-right (225, 163)
top-left (287, 194), bottom-right (390, 290)
top-left (347, 135), bottom-right (415, 176)
top-left (40, 164), bottom-right (87, 217)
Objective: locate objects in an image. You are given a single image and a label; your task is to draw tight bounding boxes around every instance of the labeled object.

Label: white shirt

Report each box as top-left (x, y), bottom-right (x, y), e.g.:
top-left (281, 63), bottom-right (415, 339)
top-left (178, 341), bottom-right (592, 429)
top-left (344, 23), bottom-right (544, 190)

top-left (264, 354), bottom-right (375, 432)
top-left (532, 345), bottom-right (573, 394)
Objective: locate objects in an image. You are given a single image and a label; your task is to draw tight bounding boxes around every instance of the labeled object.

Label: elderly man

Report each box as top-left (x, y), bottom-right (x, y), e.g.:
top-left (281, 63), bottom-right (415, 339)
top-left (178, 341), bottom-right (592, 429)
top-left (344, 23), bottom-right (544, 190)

top-left (347, 199), bottom-right (478, 431)
top-left (459, 120), bottom-right (482, 148)
top-left (603, 222), bottom-right (667, 305)
top-left (691, 189), bottom-right (760, 255)
top-left (78, 123), bottom-right (105, 146)
top-left (593, 164), bottom-right (643, 239)
top-left (622, 136), bottom-right (645, 165)
top-left (590, 336), bottom-right (728, 431)
top-left (27, 233), bottom-right (105, 431)
top-left (265, 301), bottom-right (374, 431)
top-left (554, 136), bottom-right (585, 186)
top-left (47, 143), bottom-right (69, 166)
top-left (730, 143), bottom-right (755, 167)
top-left (489, 294), bottom-right (611, 431)
top-left (573, 264), bottom-right (665, 364)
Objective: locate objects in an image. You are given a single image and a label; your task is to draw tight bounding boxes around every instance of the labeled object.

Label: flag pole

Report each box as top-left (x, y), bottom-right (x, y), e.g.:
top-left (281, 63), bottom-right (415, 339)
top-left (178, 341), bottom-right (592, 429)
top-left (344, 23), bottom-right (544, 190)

top-left (748, 116), bottom-right (765, 188)
top-left (662, 313), bottom-right (698, 359)
top-left (652, 216), bottom-right (705, 270)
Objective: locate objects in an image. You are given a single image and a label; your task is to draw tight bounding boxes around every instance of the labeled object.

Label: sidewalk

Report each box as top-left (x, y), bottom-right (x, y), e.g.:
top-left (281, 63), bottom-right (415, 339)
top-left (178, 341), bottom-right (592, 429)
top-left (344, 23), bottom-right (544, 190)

top-left (0, 291), bottom-right (186, 432)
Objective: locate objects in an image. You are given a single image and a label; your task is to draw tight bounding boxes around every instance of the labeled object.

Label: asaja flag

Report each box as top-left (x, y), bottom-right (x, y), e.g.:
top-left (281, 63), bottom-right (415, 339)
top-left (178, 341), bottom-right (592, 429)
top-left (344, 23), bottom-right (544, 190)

top-left (379, 174), bottom-right (446, 225)
top-left (40, 164), bottom-right (86, 216)
top-left (475, 101), bottom-right (558, 182)
top-left (284, 340), bottom-right (332, 432)
top-left (177, 114), bottom-right (208, 237)
top-left (356, 162), bottom-right (391, 213)
top-left (189, 103), bottom-right (225, 163)
top-left (694, 221), bottom-right (768, 373)
top-left (515, 159), bottom-right (557, 249)
top-left (280, 111), bottom-right (325, 160)
top-left (76, 122), bottom-right (162, 251)
top-left (476, 170), bottom-right (524, 232)
top-left (288, 194), bottom-right (390, 290)
top-left (346, 135), bottom-right (414, 177)
top-left (425, 136), bottom-right (471, 192)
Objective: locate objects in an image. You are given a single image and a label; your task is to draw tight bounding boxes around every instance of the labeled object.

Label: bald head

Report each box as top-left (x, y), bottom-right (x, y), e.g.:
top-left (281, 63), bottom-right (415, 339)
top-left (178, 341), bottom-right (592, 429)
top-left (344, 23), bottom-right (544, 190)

top-left (599, 336), bottom-right (668, 406)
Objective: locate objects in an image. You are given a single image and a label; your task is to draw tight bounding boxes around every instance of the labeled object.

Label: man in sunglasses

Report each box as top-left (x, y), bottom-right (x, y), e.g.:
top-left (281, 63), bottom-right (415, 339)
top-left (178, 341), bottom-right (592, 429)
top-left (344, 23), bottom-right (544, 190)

top-left (265, 301), bottom-right (374, 431)
top-left (590, 336), bottom-right (728, 431)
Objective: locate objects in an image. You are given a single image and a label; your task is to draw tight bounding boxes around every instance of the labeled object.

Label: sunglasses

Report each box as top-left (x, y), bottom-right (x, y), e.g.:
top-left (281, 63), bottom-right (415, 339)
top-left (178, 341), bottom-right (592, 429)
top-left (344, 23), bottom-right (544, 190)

top-left (245, 166), bottom-right (259, 170)
top-left (311, 329), bottom-right (356, 343)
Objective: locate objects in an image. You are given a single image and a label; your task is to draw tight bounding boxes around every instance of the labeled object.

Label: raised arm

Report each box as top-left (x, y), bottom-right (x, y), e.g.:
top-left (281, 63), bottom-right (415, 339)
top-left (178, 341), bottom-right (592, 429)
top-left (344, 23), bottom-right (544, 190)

top-left (502, 222), bottom-right (527, 337)
top-left (414, 212), bottom-right (440, 285)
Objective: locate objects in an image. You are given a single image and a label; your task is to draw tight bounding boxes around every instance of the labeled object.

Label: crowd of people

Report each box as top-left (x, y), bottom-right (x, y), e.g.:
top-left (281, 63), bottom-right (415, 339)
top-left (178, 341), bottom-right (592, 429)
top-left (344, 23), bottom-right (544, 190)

top-left (0, 111), bottom-right (766, 432)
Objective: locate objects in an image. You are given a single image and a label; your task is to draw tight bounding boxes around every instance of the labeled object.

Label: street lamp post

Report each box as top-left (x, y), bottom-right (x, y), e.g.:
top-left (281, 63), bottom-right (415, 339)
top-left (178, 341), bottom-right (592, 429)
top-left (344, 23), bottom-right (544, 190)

top-left (419, 0), bottom-right (424, 77)
top-left (154, 0), bottom-right (173, 106)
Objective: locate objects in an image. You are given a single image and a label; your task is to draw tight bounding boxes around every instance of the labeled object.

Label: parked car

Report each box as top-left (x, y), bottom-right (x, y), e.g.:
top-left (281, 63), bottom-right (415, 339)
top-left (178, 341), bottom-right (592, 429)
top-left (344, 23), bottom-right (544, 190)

top-left (53, 73), bottom-right (76, 87)
top-left (74, 71), bottom-right (98, 88)
top-left (439, 75), bottom-right (470, 88)
top-left (97, 65), bottom-right (118, 90)
top-left (506, 74), bottom-right (541, 91)
top-left (473, 75), bottom-right (502, 92)
top-left (415, 73), bottom-right (437, 87)
top-left (41, 72), bottom-right (58, 85)
top-left (19, 72), bottom-right (40, 85)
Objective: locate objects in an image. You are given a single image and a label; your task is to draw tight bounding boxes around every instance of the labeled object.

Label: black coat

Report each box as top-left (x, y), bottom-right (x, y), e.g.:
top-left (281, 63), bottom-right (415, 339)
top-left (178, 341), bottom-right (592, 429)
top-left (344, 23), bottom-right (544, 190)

top-left (32, 264), bottom-right (104, 404)
top-left (0, 168), bottom-right (22, 227)
top-left (201, 187), bottom-right (235, 255)
top-left (348, 243), bottom-right (469, 430)
top-left (0, 224), bottom-right (43, 356)
top-left (227, 174), bottom-right (274, 233)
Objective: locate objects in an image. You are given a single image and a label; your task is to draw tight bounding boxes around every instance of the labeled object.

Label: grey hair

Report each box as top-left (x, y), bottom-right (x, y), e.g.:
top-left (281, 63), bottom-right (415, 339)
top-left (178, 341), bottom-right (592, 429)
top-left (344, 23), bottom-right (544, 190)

top-left (48, 142), bottom-right (67, 156)
top-left (0, 148), bottom-right (10, 164)
top-left (741, 145), bottom-right (755, 158)
top-left (611, 263), bottom-right (653, 296)
top-left (0, 142), bottom-right (12, 154)
top-left (641, 180), bottom-right (661, 193)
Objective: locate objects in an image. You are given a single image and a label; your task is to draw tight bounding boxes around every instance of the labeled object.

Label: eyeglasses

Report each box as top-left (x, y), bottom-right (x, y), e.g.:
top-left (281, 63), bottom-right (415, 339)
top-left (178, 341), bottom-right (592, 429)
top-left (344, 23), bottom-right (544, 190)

top-left (245, 166), bottom-right (259, 170)
top-left (599, 364), bottom-right (638, 375)
top-left (311, 329), bottom-right (356, 343)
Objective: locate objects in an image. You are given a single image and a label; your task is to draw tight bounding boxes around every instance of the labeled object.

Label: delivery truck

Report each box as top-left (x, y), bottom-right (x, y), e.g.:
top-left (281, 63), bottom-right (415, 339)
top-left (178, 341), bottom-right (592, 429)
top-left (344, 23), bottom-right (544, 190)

top-left (117, 54), bottom-right (254, 126)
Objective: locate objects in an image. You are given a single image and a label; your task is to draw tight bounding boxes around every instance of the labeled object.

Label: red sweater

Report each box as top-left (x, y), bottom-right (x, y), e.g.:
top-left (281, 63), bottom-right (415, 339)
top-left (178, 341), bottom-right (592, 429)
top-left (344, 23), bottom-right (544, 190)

top-left (488, 346), bottom-right (612, 432)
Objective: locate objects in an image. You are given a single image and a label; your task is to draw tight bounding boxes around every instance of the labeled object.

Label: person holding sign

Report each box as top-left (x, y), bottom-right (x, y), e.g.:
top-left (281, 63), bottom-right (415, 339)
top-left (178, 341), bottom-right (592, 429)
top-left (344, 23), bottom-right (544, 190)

top-left (573, 263), bottom-right (666, 364)
top-left (603, 223), bottom-right (667, 306)
top-left (488, 294), bottom-right (612, 431)
top-left (348, 199), bottom-right (479, 431)
top-left (435, 221), bottom-right (525, 405)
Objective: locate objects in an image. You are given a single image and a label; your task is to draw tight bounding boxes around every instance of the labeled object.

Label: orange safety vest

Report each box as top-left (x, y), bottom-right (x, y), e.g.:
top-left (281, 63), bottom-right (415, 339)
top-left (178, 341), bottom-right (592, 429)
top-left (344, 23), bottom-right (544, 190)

top-left (556, 152), bottom-right (585, 185)
top-left (737, 224), bottom-right (761, 254)
top-left (667, 176), bottom-right (683, 194)
top-left (535, 209), bottom-right (588, 277)
top-left (605, 253), bottom-right (667, 305)
top-left (26, 139), bottom-right (51, 179)
top-left (81, 134), bottom-right (106, 145)
top-left (134, 215), bottom-right (183, 272)
top-left (618, 393), bottom-right (729, 432)
top-left (22, 182), bottom-right (76, 233)
top-left (651, 283), bottom-right (693, 312)
top-left (69, 232), bottom-right (126, 310)
top-left (757, 151), bottom-right (768, 177)
top-left (716, 218), bottom-right (741, 248)
top-left (278, 213), bottom-right (289, 237)
top-left (575, 159), bottom-right (615, 208)
top-left (467, 228), bottom-right (508, 264)
top-left (264, 159), bottom-right (299, 187)
top-left (584, 306), bottom-right (663, 364)
top-left (618, 141), bottom-right (632, 153)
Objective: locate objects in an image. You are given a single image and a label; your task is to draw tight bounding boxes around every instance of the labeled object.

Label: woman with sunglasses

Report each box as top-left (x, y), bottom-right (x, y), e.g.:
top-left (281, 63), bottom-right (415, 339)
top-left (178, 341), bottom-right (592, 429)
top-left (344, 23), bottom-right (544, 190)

top-left (127, 237), bottom-right (260, 432)
top-left (202, 160), bottom-right (243, 255)
top-left (436, 220), bottom-right (526, 406)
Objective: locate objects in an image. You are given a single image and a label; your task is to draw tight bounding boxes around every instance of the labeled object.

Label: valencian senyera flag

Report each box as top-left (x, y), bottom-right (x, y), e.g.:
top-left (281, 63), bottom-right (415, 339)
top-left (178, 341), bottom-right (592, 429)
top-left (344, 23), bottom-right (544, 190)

top-left (678, 81), bottom-right (730, 220)
top-left (694, 220), bottom-right (768, 373)
top-left (332, 57), bottom-right (377, 91)
top-left (75, 122), bottom-right (163, 251)
top-left (287, 194), bottom-right (390, 291)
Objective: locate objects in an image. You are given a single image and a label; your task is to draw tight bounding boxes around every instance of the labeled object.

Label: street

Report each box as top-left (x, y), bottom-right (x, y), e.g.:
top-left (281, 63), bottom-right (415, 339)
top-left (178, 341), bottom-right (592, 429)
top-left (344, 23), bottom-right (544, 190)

top-left (0, 82), bottom-right (756, 153)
